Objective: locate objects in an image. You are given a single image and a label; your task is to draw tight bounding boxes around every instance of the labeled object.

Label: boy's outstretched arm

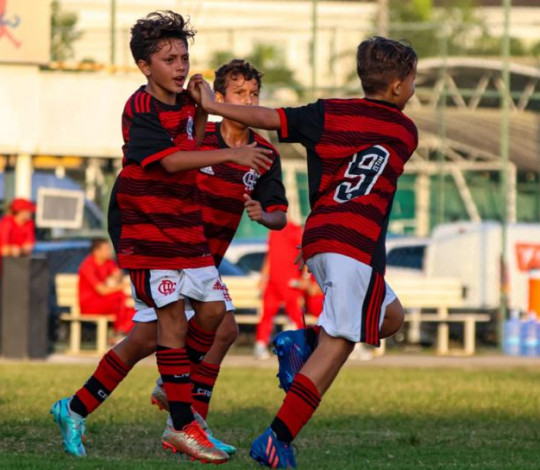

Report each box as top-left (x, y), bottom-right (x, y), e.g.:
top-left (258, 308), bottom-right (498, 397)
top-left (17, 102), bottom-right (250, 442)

top-left (161, 143), bottom-right (272, 173)
top-left (198, 80), bottom-right (281, 130)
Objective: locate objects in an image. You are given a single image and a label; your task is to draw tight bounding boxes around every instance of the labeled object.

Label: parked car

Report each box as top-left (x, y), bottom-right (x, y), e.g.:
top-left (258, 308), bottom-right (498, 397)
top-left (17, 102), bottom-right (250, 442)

top-left (225, 240), bottom-right (267, 274)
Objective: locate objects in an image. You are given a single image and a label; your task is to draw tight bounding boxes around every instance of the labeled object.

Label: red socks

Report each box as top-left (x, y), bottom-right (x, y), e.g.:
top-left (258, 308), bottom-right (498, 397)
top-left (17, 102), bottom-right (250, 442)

top-left (190, 361), bottom-right (220, 419)
top-left (186, 318), bottom-right (216, 371)
top-left (70, 349), bottom-right (131, 417)
top-left (156, 346), bottom-right (193, 430)
top-left (271, 373), bottom-right (321, 443)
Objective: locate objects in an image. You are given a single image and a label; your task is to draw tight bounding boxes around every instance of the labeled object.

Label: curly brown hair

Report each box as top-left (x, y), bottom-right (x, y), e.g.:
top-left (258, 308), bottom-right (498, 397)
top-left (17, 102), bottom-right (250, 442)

top-left (130, 11), bottom-right (196, 63)
top-left (213, 59), bottom-right (263, 95)
top-left (356, 37), bottom-right (417, 95)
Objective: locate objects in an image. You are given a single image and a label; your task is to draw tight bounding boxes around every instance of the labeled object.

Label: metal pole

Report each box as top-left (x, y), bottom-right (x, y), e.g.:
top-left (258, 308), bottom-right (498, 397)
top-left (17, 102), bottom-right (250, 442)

top-left (311, 0), bottom-right (318, 96)
top-left (110, 0), bottom-right (116, 67)
top-left (377, 0), bottom-right (389, 37)
top-left (499, 0), bottom-right (511, 346)
top-left (436, 27), bottom-right (448, 227)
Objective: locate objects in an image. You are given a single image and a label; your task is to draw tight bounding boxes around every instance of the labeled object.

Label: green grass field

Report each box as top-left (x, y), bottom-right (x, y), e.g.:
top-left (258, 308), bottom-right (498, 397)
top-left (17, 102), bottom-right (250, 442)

top-left (1, 360), bottom-right (540, 469)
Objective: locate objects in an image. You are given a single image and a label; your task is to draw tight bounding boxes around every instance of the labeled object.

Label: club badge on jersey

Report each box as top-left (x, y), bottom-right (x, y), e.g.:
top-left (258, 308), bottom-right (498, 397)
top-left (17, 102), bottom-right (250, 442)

top-left (243, 169), bottom-right (259, 192)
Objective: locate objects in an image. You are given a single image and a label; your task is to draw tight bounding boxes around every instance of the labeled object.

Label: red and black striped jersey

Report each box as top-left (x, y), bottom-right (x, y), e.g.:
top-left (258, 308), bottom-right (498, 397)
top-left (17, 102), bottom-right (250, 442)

top-left (108, 86), bottom-right (213, 270)
top-left (277, 98), bottom-right (418, 273)
top-left (198, 122), bottom-right (288, 266)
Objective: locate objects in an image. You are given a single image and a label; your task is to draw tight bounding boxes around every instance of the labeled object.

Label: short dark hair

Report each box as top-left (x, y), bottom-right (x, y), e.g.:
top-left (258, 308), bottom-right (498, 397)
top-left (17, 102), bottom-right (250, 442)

top-left (91, 238), bottom-right (108, 252)
top-left (213, 59), bottom-right (263, 96)
top-left (356, 37), bottom-right (417, 95)
top-left (130, 11), bottom-right (195, 63)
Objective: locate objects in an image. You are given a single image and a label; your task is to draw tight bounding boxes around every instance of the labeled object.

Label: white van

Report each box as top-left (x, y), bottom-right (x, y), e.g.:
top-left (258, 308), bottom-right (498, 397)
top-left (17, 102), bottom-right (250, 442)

top-left (425, 222), bottom-right (540, 312)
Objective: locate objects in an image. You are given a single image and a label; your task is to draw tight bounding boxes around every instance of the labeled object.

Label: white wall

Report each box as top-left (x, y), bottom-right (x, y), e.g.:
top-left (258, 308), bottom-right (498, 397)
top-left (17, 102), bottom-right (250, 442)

top-left (0, 66), bottom-right (143, 157)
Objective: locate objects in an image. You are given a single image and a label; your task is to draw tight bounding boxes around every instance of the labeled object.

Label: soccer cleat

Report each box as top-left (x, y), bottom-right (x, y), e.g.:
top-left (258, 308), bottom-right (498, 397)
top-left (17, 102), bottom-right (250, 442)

top-left (50, 397), bottom-right (87, 457)
top-left (207, 430), bottom-right (237, 456)
top-left (151, 381), bottom-right (169, 412)
top-left (250, 427), bottom-right (296, 469)
top-left (151, 382), bottom-right (236, 455)
top-left (272, 329), bottom-right (315, 391)
top-left (162, 416), bottom-right (230, 464)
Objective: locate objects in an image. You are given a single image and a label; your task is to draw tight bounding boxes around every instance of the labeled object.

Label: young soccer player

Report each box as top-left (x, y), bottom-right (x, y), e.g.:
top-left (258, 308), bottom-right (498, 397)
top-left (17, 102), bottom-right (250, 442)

top-left (197, 36), bottom-right (418, 468)
top-left (50, 11), bottom-right (272, 464)
top-left (148, 58), bottom-right (288, 450)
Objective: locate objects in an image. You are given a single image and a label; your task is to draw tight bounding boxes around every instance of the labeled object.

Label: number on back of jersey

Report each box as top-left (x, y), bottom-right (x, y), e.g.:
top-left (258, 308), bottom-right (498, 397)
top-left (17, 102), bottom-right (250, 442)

top-left (333, 145), bottom-right (389, 203)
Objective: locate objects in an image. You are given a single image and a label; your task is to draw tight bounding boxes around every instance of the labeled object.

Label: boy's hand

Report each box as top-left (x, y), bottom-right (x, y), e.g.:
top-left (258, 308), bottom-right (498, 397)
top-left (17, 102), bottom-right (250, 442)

top-left (197, 79), bottom-right (215, 111)
top-left (294, 244), bottom-right (306, 271)
top-left (187, 74), bottom-right (208, 104)
top-left (243, 194), bottom-right (265, 223)
top-left (232, 142), bottom-right (272, 173)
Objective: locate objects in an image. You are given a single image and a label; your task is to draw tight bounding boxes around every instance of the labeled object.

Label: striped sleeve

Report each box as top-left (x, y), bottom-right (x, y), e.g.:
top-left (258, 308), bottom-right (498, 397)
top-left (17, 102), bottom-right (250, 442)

top-left (124, 96), bottom-right (180, 168)
top-left (252, 151), bottom-right (288, 213)
top-left (276, 100), bottom-right (325, 150)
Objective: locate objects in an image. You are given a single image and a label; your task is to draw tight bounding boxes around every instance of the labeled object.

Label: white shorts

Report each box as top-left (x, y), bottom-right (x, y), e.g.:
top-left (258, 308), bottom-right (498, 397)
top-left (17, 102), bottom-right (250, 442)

top-left (130, 267), bottom-right (234, 323)
top-left (306, 253), bottom-right (396, 346)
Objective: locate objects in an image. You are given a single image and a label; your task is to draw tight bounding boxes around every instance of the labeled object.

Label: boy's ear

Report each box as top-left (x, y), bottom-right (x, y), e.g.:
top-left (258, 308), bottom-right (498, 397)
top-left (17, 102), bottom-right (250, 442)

top-left (137, 59), bottom-right (151, 77)
top-left (215, 91), bottom-right (225, 103)
top-left (391, 78), bottom-right (402, 97)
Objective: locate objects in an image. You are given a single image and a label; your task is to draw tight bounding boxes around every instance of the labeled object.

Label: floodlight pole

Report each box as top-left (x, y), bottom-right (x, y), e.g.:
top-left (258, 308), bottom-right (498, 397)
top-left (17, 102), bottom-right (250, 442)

top-left (110, 0), bottom-right (116, 67)
top-left (311, 0), bottom-right (319, 96)
top-left (377, 0), bottom-right (389, 37)
top-left (499, 0), bottom-right (511, 346)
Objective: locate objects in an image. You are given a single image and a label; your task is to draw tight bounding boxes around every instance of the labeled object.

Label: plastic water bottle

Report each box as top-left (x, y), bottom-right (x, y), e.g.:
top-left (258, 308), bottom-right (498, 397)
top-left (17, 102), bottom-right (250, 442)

top-left (503, 310), bottom-right (521, 356)
top-left (520, 313), bottom-right (538, 357)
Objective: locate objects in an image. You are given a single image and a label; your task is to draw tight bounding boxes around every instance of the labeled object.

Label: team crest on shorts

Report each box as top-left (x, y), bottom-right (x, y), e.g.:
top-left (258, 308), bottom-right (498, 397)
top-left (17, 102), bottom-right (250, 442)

top-left (243, 169), bottom-right (259, 191)
top-left (158, 279), bottom-right (176, 296)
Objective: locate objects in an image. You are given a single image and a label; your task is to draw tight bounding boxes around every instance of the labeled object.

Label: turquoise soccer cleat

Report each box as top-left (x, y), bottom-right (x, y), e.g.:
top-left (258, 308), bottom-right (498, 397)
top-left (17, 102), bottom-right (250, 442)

top-left (207, 429), bottom-right (237, 455)
top-left (50, 397), bottom-right (87, 457)
top-left (250, 427), bottom-right (296, 468)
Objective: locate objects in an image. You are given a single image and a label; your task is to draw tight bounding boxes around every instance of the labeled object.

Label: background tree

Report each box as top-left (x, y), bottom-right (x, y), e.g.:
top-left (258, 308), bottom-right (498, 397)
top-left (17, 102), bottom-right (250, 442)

top-left (209, 44), bottom-right (303, 97)
top-left (50, 0), bottom-right (83, 62)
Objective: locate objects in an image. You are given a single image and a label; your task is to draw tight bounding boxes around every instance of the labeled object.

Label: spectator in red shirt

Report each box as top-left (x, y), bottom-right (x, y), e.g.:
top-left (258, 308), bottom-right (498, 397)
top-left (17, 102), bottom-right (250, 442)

top-left (0, 198), bottom-right (36, 257)
top-left (78, 238), bottom-right (133, 334)
top-left (255, 220), bottom-right (304, 359)
top-left (302, 273), bottom-right (324, 318)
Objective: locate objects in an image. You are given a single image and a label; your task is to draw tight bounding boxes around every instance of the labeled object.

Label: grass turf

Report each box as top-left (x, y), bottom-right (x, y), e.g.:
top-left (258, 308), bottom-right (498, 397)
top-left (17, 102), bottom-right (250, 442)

top-left (1, 361), bottom-right (540, 469)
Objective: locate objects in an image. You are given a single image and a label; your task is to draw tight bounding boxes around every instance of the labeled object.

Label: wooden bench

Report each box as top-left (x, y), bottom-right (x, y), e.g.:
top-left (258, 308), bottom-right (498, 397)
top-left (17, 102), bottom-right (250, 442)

top-left (383, 276), bottom-right (491, 356)
top-left (222, 275), bottom-right (318, 326)
top-left (55, 274), bottom-right (130, 356)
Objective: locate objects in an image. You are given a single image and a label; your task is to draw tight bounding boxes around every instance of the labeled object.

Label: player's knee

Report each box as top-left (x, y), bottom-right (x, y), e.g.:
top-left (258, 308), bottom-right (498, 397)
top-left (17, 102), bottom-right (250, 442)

top-left (194, 302), bottom-right (227, 327)
top-left (380, 299), bottom-right (405, 339)
top-left (215, 319), bottom-right (239, 348)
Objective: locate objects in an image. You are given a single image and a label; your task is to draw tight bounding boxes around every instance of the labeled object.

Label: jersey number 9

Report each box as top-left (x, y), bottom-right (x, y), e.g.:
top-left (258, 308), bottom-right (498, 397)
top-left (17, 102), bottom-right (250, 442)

top-left (333, 145), bottom-right (389, 204)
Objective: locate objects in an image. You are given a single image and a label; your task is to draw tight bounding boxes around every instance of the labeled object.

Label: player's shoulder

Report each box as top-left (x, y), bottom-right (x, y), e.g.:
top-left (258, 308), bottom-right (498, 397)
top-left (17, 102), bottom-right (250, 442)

top-left (253, 131), bottom-right (279, 157)
top-left (78, 254), bottom-right (93, 271)
top-left (204, 120), bottom-right (219, 135)
top-left (178, 90), bottom-right (196, 108)
top-left (201, 121), bottom-right (220, 148)
top-left (123, 86), bottom-right (153, 118)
